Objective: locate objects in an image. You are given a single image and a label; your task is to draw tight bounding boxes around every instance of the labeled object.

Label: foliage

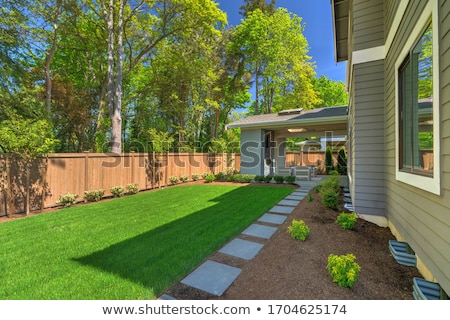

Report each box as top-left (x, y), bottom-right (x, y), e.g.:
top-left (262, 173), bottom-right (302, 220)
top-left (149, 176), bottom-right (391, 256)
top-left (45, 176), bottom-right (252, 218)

top-left (274, 175), bottom-right (285, 184)
top-left (169, 176), bottom-right (179, 185)
top-left (126, 183), bottom-right (139, 195)
top-left (232, 174), bottom-right (255, 183)
top-left (191, 174), bottom-right (200, 181)
top-left (307, 193), bottom-right (314, 202)
top-left (180, 175), bottom-right (189, 183)
top-left (229, 8), bottom-right (319, 115)
top-left (336, 212), bottom-right (357, 230)
top-left (287, 219), bottom-right (310, 241)
top-left (327, 254), bottom-right (361, 288)
top-left (329, 170), bottom-right (339, 176)
top-left (84, 189), bottom-right (105, 202)
top-left (147, 129), bottom-right (174, 153)
top-left (312, 75), bottom-right (349, 108)
top-left (56, 193), bottom-right (78, 208)
top-left (215, 172), bottom-right (226, 181)
top-left (264, 175), bottom-right (273, 183)
top-left (204, 173), bottom-right (216, 183)
top-left (337, 148), bottom-right (347, 175)
top-left (284, 175), bottom-right (296, 184)
top-left (320, 176), bottom-right (340, 210)
top-left (254, 175), bottom-right (264, 182)
top-left (110, 186), bottom-right (125, 198)
top-left (325, 147), bottom-right (335, 174)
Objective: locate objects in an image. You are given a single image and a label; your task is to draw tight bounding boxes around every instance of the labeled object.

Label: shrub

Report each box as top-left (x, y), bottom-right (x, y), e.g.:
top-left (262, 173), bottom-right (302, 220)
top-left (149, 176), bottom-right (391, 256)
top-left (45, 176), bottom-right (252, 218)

top-left (336, 212), bottom-right (357, 230)
top-left (169, 176), bottom-right (179, 185)
top-left (126, 183), bottom-right (139, 195)
top-left (321, 189), bottom-right (339, 210)
top-left (325, 147), bottom-right (335, 174)
top-left (202, 172), bottom-right (209, 179)
top-left (285, 175), bottom-right (296, 184)
top-left (327, 254), bottom-right (361, 288)
top-left (329, 170), bottom-right (339, 176)
top-left (84, 189), bottom-right (105, 202)
top-left (215, 172), bottom-right (226, 181)
top-left (191, 174), bottom-right (200, 181)
top-left (56, 192), bottom-right (78, 208)
top-left (321, 176), bottom-right (340, 192)
top-left (204, 173), bottom-right (216, 183)
top-left (264, 175), bottom-right (273, 183)
top-left (274, 175), bottom-right (285, 184)
top-left (307, 193), bottom-right (314, 202)
top-left (337, 148), bottom-right (348, 175)
top-left (254, 175), bottom-right (264, 182)
top-left (287, 219), bottom-right (310, 241)
top-left (110, 185), bottom-right (125, 197)
top-left (180, 174), bottom-right (189, 183)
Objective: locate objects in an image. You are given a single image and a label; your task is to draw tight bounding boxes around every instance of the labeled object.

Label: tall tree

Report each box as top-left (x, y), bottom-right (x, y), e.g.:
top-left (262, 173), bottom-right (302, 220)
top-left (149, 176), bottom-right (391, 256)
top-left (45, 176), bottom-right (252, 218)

top-left (312, 75), bottom-right (348, 107)
top-left (239, 0), bottom-right (276, 18)
top-left (229, 8), bottom-right (319, 114)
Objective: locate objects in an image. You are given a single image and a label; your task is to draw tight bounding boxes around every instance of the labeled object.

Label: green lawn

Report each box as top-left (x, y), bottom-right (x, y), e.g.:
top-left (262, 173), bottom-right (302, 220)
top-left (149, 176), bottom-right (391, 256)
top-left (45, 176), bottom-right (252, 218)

top-left (0, 184), bottom-right (294, 299)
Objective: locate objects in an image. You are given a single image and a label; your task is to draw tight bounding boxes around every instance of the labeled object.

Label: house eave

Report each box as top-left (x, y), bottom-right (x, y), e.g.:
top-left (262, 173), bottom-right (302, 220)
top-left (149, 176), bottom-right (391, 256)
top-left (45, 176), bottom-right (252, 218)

top-left (331, 0), bottom-right (349, 62)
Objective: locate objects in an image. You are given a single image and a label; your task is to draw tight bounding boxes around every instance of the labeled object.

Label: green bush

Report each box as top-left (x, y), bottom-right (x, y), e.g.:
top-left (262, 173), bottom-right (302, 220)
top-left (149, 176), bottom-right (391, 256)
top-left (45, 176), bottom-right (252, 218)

top-left (329, 170), bottom-right (339, 176)
top-left (254, 175), bottom-right (264, 182)
top-left (337, 148), bottom-right (347, 175)
top-left (325, 147), bottom-right (335, 174)
top-left (321, 189), bottom-right (339, 210)
top-left (56, 192), bottom-right (78, 208)
top-left (327, 254), bottom-right (361, 288)
top-left (264, 175), bottom-right (273, 183)
top-left (204, 173), bottom-right (216, 183)
top-left (274, 175), bottom-right (285, 184)
top-left (336, 212), bottom-right (357, 230)
top-left (169, 176), bottom-right (179, 185)
top-left (201, 172), bottom-right (209, 179)
top-left (110, 185), bottom-right (125, 197)
top-left (321, 175), bottom-right (340, 192)
top-left (284, 175), bottom-right (296, 184)
top-left (287, 219), bottom-right (310, 241)
top-left (84, 189), bottom-right (105, 202)
top-left (180, 174), bottom-right (189, 183)
top-left (191, 174), bottom-right (200, 181)
top-left (307, 193), bottom-right (314, 202)
top-left (126, 183), bottom-right (139, 195)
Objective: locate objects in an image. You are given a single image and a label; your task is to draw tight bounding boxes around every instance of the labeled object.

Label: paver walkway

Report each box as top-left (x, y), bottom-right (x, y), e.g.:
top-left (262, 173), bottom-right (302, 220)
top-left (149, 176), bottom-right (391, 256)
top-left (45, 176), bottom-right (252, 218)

top-left (158, 177), bottom-right (325, 300)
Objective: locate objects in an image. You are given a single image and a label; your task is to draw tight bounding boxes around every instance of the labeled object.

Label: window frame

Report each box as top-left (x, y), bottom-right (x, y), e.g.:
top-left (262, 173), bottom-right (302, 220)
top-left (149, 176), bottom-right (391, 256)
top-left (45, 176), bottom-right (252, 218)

top-left (394, 0), bottom-right (440, 195)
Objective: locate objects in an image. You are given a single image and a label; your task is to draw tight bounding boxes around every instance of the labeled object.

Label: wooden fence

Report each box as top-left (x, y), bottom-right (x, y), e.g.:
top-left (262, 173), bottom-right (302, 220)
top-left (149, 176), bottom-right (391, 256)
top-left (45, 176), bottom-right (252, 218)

top-left (285, 151), bottom-right (340, 174)
top-left (0, 152), bottom-right (240, 217)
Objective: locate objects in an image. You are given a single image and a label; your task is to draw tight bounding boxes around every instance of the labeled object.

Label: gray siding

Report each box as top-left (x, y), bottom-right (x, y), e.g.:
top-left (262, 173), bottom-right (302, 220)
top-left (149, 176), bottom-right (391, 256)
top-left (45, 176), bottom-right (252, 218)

top-left (384, 0), bottom-right (400, 36)
top-left (351, 59), bottom-right (386, 216)
top-left (384, 0), bottom-right (450, 295)
top-left (240, 129), bottom-right (264, 176)
top-left (353, 0), bottom-right (384, 51)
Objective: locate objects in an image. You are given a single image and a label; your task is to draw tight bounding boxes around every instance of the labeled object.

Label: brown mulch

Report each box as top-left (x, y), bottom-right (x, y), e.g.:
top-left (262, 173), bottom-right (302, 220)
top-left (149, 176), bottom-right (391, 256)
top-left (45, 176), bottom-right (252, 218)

top-left (163, 185), bottom-right (422, 300)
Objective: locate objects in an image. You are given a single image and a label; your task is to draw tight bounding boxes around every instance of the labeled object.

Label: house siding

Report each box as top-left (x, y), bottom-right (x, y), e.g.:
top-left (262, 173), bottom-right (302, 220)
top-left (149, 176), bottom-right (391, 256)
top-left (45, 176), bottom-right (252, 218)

top-left (384, 0), bottom-right (450, 294)
top-left (350, 59), bottom-right (386, 216)
top-left (384, 0), bottom-right (400, 35)
top-left (353, 0), bottom-right (384, 51)
top-left (239, 129), bottom-right (264, 176)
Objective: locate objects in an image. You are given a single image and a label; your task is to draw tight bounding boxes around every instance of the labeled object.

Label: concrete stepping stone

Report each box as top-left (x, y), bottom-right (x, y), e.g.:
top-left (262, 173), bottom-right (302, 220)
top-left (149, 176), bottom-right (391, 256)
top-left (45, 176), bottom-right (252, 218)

top-left (242, 224), bottom-right (278, 239)
top-left (291, 191), bottom-right (309, 196)
top-left (258, 213), bottom-right (287, 225)
top-left (278, 199), bottom-right (300, 207)
top-left (285, 195), bottom-right (305, 201)
top-left (269, 205), bottom-right (294, 215)
top-left (158, 294), bottom-right (176, 300)
top-left (219, 238), bottom-right (264, 260)
top-left (181, 260), bottom-right (241, 296)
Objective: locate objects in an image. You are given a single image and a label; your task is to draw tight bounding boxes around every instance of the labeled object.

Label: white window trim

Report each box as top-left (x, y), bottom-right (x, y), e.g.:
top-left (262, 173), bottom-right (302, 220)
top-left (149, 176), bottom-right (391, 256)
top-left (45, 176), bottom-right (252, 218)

top-left (394, 0), bottom-right (441, 195)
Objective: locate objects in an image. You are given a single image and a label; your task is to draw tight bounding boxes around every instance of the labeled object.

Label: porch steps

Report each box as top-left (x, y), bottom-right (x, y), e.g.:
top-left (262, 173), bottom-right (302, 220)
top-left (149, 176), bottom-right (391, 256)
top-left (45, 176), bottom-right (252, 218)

top-left (388, 240), bottom-right (417, 267)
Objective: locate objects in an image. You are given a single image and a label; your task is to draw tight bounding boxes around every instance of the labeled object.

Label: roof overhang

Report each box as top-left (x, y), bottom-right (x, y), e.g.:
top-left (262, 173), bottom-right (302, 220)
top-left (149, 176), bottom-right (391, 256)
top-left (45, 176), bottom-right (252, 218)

top-left (331, 0), bottom-right (349, 62)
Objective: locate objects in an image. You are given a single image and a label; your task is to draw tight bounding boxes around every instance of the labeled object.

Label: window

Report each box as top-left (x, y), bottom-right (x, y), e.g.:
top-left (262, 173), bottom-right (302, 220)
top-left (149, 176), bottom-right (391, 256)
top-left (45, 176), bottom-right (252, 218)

top-left (395, 0), bottom-right (440, 195)
top-left (398, 21), bottom-right (433, 177)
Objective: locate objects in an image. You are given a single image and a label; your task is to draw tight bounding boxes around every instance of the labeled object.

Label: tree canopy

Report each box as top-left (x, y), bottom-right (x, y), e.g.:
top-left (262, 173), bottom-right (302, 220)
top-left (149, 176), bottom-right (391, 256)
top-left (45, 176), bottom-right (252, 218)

top-left (0, 0), bottom-right (347, 154)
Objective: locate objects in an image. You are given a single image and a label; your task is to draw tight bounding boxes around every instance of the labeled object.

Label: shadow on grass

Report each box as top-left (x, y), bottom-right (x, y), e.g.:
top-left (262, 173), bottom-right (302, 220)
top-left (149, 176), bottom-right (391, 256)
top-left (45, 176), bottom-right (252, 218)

top-left (73, 185), bottom-right (293, 296)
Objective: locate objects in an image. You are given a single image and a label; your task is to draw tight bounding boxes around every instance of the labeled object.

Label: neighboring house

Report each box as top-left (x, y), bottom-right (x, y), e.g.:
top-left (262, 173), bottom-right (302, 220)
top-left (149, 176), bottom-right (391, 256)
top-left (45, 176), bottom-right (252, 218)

top-left (332, 0), bottom-right (449, 295)
top-left (226, 106), bottom-right (348, 177)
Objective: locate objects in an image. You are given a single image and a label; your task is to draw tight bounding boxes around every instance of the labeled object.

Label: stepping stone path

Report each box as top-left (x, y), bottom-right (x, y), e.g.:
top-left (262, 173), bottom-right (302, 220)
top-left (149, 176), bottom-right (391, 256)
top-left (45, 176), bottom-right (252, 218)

top-left (158, 177), bottom-right (325, 300)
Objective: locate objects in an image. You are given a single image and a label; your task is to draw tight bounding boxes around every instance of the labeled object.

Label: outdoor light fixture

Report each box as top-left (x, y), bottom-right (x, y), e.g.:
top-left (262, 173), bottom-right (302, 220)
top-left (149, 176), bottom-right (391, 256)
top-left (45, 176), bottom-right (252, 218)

top-left (288, 128), bottom-right (307, 133)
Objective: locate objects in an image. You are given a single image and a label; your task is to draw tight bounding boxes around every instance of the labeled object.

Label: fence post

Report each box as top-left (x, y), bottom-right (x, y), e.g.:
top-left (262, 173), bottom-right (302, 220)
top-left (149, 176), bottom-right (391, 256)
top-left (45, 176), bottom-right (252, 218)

top-left (5, 156), bottom-right (12, 218)
top-left (84, 151), bottom-right (89, 202)
top-left (131, 151), bottom-right (135, 184)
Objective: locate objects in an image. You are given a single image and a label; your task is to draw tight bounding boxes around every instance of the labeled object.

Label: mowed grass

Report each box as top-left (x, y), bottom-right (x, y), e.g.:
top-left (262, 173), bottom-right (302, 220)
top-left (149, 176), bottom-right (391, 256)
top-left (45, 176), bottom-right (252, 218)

top-left (0, 184), bottom-right (294, 299)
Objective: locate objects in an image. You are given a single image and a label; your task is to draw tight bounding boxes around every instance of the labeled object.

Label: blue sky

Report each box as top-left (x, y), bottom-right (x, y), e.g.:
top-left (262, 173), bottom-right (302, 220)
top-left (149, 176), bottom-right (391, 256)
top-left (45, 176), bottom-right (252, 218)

top-left (215, 0), bottom-right (347, 82)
